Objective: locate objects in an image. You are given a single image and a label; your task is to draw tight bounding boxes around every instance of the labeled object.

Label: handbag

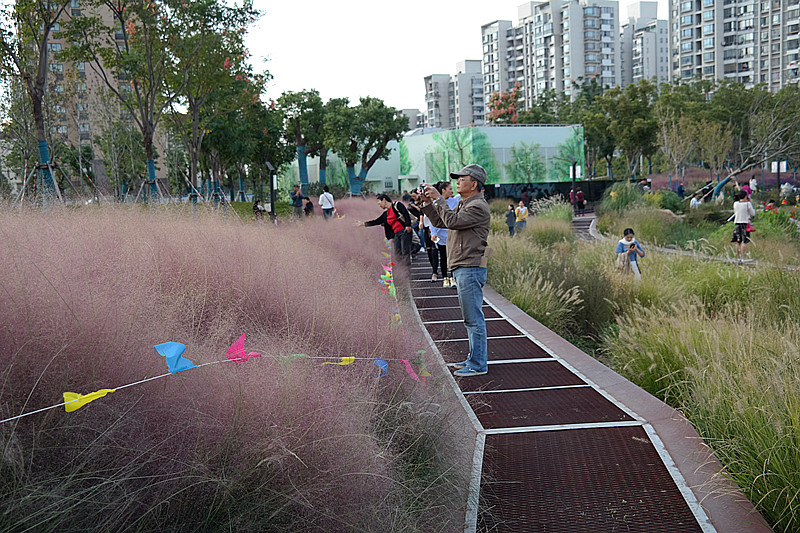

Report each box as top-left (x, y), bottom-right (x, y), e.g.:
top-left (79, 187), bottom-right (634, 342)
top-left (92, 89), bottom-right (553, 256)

top-left (746, 222), bottom-right (754, 232)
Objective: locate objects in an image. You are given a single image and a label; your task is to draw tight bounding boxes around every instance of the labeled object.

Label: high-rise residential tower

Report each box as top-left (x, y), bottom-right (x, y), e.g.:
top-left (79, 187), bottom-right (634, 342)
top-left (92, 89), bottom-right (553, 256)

top-left (669, 0), bottom-right (800, 90)
top-left (620, 2), bottom-right (670, 87)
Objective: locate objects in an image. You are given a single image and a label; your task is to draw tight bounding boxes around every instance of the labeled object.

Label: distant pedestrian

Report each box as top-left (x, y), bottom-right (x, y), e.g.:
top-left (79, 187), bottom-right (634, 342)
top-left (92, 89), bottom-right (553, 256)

top-left (505, 204), bottom-right (516, 236)
top-left (290, 185), bottom-right (304, 218)
top-left (253, 199), bottom-right (265, 222)
top-left (615, 228), bottom-right (645, 281)
top-left (576, 188), bottom-right (585, 216)
top-left (319, 185), bottom-right (335, 219)
top-left (730, 190), bottom-right (756, 262)
top-left (740, 181), bottom-right (752, 199)
top-left (303, 197), bottom-right (314, 217)
top-left (677, 183), bottom-right (685, 198)
top-left (521, 187), bottom-right (531, 206)
top-left (749, 176), bottom-right (758, 194)
top-left (357, 193), bottom-right (413, 267)
top-left (515, 200), bottom-right (528, 233)
top-left (690, 192), bottom-right (702, 208)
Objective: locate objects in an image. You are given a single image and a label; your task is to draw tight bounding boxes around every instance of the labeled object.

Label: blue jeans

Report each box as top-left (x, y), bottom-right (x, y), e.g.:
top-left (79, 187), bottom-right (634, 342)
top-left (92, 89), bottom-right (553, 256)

top-left (515, 220), bottom-right (526, 233)
top-left (322, 208), bottom-right (334, 219)
top-left (508, 225), bottom-right (515, 237)
top-left (415, 227), bottom-right (426, 251)
top-left (452, 266), bottom-right (488, 372)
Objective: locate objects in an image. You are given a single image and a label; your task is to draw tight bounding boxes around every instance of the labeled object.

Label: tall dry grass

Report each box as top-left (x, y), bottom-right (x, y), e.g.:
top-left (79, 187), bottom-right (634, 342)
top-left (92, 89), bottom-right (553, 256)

top-left (0, 200), bottom-right (471, 532)
top-left (488, 203), bottom-right (800, 530)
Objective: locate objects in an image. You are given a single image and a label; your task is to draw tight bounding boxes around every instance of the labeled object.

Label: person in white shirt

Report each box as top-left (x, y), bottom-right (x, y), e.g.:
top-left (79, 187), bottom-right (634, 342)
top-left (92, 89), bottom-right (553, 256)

top-left (690, 193), bottom-right (702, 208)
top-left (749, 176), bottom-right (758, 194)
top-left (730, 190), bottom-right (756, 262)
top-left (318, 185), bottom-right (335, 220)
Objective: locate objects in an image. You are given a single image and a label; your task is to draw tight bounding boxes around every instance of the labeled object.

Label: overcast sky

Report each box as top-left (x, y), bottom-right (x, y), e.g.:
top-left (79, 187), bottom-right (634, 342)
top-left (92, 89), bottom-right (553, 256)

top-left (247, 0), bottom-right (668, 112)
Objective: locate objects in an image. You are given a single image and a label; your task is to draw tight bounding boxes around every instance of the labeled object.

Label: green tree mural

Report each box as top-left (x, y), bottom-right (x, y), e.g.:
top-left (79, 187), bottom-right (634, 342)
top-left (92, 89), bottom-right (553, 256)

top-left (424, 127), bottom-right (499, 183)
top-left (399, 139), bottom-right (412, 175)
top-left (505, 141), bottom-right (546, 183)
top-left (549, 126), bottom-right (585, 182)
top-left (471, 128), bottom-right (499, 184)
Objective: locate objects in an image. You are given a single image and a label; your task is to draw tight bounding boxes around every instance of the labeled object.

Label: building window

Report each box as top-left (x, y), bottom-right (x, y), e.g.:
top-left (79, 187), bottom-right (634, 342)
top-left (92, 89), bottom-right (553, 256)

top-left (704, 37), bottom-right (715, 47)
top-left (49, 63), bottom-right (63, 72)
top-left (682, 42), bottom-right (693, 51)
top-left (681, 0), bottom-right (693, 10)
top-left (703, 24), bottom-right (715, 34)
top-left (703, 9), bottom-right (714, 20)
top-left (46, 43), bottom-right (62, 52)
top-left (681, 15), bottom-right (693, 25)
top-left (78, 123), bottom-right (90, 133)
top-left (682, 28), bottom-right (693, 37)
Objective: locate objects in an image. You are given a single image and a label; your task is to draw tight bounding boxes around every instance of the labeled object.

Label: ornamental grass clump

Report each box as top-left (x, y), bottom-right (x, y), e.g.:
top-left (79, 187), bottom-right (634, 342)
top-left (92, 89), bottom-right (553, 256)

top-left (0, 203), bottom-right (470, 532)
top-left (605, 303), bottom-right (800, 531)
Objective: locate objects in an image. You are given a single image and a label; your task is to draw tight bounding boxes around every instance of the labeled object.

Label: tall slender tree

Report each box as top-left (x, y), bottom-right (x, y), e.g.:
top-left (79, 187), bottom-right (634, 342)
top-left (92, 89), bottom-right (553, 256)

top-left (64, 0), bottom-right (208, 201)
top-left (0, 0), bottom-right (72, 198)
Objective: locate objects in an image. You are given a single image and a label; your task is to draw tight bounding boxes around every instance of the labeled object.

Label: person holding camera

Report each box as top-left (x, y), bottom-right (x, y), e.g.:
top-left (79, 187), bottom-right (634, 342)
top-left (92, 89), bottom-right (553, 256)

top-left (615, 228), bottom-right (645, 280)
top-left (420, 164), bottom-right (491, 377)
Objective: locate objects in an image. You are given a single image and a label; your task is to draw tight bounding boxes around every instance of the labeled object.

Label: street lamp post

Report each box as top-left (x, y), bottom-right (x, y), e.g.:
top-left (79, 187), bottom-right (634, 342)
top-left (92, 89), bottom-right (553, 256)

top-left (266, 161), bottom-right (276, 220)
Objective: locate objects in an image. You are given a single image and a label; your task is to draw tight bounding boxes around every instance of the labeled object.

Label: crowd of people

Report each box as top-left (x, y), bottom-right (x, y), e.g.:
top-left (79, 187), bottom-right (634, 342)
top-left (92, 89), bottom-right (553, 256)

top-left (257, 171), bottom-right (774, 378)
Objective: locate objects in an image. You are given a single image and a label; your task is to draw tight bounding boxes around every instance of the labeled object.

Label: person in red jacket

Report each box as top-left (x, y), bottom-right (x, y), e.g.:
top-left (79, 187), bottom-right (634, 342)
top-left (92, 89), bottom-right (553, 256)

top-left (356, 194), bottom-right (413, 267)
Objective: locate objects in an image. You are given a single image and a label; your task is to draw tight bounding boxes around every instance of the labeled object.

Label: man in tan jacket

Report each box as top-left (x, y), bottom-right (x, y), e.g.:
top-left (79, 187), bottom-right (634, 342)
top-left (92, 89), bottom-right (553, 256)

top-left (421, 164), bottom-right (491, 376)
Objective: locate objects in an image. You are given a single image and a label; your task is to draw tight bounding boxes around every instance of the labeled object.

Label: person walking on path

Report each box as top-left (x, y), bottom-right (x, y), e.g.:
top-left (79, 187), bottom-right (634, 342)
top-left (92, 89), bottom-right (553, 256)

top-left (319, 185), bottom-right (335, 220)
top-left (290, 185), bottom-right (304, 218)
top-left (505, 204), bottom-right (516, 236)
top-left (576, 188), bottom-right (585, 216)
top-left (429, 181), bottom-right (460, 288)
top-left (730, 190), bottom-right (756, 262)
top-left (421, 164), bottom-right (491, 377)
top-left (514, 200), bottom-right (529, 234)
top-left (357, 194), bottom-right (413, 268)
top-left (615, 228), bottom-right (645, 281)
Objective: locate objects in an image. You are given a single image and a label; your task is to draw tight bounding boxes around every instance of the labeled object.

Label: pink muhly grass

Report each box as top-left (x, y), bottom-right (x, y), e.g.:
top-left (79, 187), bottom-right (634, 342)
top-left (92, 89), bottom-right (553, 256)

top-left (0, 206), bottom-right (469, 531)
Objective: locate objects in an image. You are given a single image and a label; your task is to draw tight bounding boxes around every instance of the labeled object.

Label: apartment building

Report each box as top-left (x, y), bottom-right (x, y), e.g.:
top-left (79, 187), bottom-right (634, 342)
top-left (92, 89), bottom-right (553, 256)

top-left (670, 0), bottom-right (800, 90)
top-left (482, 0), bottom-right (622, 110)
top-left (452, 60), bottom-right (485, 128)
top-left (38, 0), bottom-right (170, 192)
top-left (423, 61), bottom-right (485, 130)
top-left (620, 2), bottom-right (671, 87)
top-left (481, 20), bottom-right (514, 107)
top-left (423, 74), bottom-right (451, 128)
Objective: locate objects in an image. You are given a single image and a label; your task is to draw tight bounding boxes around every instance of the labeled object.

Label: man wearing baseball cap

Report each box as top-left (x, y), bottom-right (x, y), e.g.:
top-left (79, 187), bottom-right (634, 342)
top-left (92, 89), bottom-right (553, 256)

top-left (421, 164), bottom-right (491, 377)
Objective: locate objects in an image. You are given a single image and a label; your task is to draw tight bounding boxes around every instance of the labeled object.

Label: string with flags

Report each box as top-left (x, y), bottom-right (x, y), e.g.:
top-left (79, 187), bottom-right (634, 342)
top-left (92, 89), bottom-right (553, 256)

top-left (0, 241), bottom-right (432, 425)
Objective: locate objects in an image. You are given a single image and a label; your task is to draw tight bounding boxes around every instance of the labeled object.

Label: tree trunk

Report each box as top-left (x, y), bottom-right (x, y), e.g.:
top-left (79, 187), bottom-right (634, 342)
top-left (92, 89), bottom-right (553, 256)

top-left (319, 147), bottom-right (328, 184)
top-left (296, 145), bottom-right (309, 192)
top-left (347, 165), bottom-right (361, 195)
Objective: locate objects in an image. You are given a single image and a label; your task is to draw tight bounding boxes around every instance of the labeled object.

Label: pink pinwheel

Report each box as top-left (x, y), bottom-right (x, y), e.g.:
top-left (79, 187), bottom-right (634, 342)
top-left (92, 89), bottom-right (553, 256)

top-left (226, 334), bottom-right (262, 362)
